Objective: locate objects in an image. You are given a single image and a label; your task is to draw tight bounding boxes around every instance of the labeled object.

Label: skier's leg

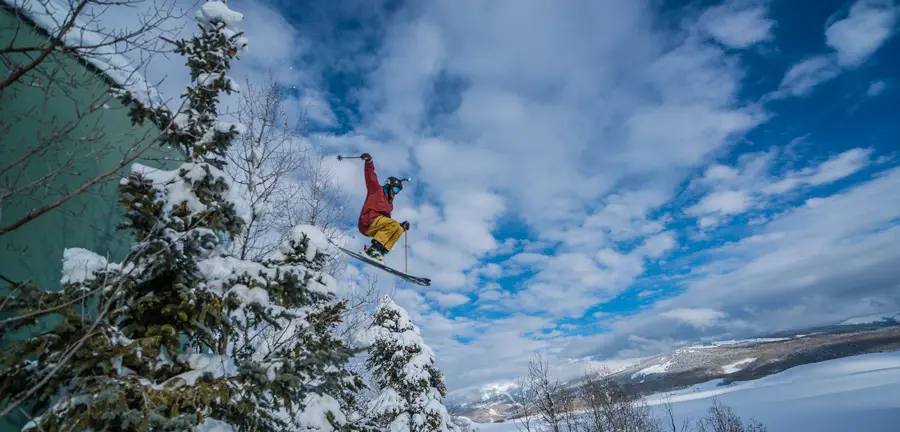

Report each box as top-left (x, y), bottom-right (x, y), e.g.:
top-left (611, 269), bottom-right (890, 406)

top-left (366, 216), bottom-right (404, 253)
top-left (364, 217), bottom-right (388, 259)
top-left (361, 218), bottom-right (381, 259)
top-left (379, 219), bottom-right (404, 251)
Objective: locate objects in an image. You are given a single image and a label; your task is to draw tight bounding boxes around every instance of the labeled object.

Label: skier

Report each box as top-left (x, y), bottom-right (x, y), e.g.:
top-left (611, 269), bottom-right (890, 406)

top-left (357, 153), bottom-right (410, 261)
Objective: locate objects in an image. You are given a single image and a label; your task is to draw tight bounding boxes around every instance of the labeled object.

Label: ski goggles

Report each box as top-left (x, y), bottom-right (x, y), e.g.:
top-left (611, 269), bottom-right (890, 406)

top-left (391, 186), bottom-right (401, 194)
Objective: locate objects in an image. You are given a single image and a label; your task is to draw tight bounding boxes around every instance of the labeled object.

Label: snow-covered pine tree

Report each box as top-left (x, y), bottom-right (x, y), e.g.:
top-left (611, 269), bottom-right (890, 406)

top-left (365, 295), bottom-right (459, 432)
top-left (0, 1), bottom-right (363, 430)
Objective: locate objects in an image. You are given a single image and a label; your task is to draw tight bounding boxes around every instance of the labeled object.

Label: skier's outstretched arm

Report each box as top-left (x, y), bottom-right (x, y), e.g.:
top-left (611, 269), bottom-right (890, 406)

top-left (361, 153), bottom-right (379, 193)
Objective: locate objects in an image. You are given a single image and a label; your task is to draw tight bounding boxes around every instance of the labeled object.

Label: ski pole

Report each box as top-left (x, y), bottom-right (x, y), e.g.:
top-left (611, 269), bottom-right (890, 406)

top-left (404, 231), bottom-right (408, 274)
top-left (336, 155), bottom-right (365, 161)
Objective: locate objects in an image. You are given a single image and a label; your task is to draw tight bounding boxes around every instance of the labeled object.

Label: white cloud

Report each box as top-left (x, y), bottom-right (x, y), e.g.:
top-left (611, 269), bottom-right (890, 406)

top-left (660, 308), bottom-right (727, 328)
top-left (502, 234), bottom-right (677, 319)
top-left (687, 147), bottom-right (874, 228)
top-left (478, 263), bottom-right (504, 279)
top-left (390, 288), bottom-right (430, 321)
top-left (776, 55), bottom-right (842, 97)
top-left (774, 0), bottom-right (898, 99)
top-left (294, 93), bottom-right (338, 127)
top-left (763, 148), bottom-right (873, 194)
top-left (825, 0), bottom-right (899, 67)
top-left (687, 189), bottom-right (752, 217)
top-left (476, 287), bottom-right (507, 303)
top-left (705, 164), bottom-right (740, 181)
top-left (572, 166), bottom-right (900, 363)
top-left (431, 314), bottom-right (556, 389)
top-left (553, 187), bottom-right (671, 250)
top-left (698, 0), bottom-right (775, 49)
top-left (428, 292), bottom-right (471, 308)
top-left (867, 80), bottom-right (887, 96)
top-left (809, 148), bottom-right (874, 183)
top-left (686, 167), bottom-right (900, 312)
top-left (639, 231), bottom-right (677, 258)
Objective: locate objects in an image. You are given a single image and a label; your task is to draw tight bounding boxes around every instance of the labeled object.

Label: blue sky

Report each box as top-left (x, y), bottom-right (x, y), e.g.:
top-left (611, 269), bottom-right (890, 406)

top-left (124, 0), bottom-right (900, 396)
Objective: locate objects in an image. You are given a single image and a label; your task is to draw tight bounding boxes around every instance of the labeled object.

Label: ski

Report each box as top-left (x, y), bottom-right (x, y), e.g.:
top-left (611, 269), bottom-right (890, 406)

top-left (328, 240), bottom-right (431, 287)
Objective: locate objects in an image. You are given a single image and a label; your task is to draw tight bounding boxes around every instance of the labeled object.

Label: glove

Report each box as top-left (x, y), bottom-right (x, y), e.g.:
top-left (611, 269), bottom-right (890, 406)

top-left (360, 153), bottom-right (371, 162)
top-left (400, 221), bottom-right (410, 231)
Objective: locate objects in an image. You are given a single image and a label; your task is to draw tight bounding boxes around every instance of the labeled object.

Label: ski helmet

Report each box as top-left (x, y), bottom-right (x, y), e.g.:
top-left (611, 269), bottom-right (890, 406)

top-left (385, 176), bottom-right (404, 192)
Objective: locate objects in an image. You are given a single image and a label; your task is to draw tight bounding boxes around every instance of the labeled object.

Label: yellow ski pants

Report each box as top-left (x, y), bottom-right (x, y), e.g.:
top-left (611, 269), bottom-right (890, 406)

top-left (366, 216), bottom-right (405, 251)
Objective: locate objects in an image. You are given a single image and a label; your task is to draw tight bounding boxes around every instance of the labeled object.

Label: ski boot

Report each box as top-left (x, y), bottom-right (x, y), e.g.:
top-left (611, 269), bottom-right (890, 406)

top-left (363, 240), bottom-right (387, 262)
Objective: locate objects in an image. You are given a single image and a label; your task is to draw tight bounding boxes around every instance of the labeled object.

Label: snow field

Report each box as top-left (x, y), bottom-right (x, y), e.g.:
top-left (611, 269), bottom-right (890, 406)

top-left (475, 351), bottom-right (900, 432)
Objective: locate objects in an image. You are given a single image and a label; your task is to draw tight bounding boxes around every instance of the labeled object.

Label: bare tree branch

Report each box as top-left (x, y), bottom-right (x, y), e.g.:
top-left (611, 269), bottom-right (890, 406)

top-left (1, 133), bottom-right (164, 235)
top-left (225, 72), bottom-right (308, 261)
top-left (1, 0), bottom-right (191, 237)
top-left (223, 70), bottom-right (350, 277)
top-left (512, 375), bottom-right (536, 432)
top-left (0, 0), bottom-right (91, 90)
top-left (527, 352), bottom-right (562, 432)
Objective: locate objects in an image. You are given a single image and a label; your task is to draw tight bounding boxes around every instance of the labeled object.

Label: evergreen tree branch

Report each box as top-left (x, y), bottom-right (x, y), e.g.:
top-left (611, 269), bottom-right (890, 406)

top-left (0, 290), bottom-right (120, 419)
top-left (0, 285), bottom-right (103, 326)
top-left (0, 275), bottom-right (30, 314)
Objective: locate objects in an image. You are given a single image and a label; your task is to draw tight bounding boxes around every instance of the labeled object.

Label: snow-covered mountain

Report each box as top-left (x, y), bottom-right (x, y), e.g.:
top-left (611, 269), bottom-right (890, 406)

top-left (450, 314), bottom-right (900, 422)
top-left (447, 382), bottom-right (525, 422)
top-left (473, 350), bottom-right (900, 432)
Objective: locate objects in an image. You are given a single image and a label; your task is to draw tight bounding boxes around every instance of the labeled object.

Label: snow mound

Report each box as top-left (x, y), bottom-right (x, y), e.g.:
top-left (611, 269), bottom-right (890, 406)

top-left (288, 393), bottom-right (348, 431)
top-left (194, 0), bottom-right (248, 52)
top-left (196, 419), bottom-right (237, 432)
top-left (196, 1), bottom-right (244, 27)
top-left (632, 360), bottom-right (673, 379)
top-left (198, 255), bottom-right (335, 297)
top-left (60, 248), bottom-right (111, 284)
top-left (722, 358), bottom-right (757, 374)
top-left (226, 283), bottom-right (277, 323)
top-left (130, 162), bottom-right (251, 225)
top-left (292, 224), bottom-right (331, 260)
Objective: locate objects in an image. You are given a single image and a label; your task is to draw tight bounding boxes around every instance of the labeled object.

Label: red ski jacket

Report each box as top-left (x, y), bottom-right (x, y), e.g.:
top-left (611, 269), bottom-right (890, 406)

top-left (358, 160), bottom-right (393, 235)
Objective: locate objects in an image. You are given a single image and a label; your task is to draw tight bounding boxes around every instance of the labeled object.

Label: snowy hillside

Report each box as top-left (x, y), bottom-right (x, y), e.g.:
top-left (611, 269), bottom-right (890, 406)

top-left (472, 350), bottom-right (900, 432)
top-left (450, 317), bottom-right (900, 422)
top-left (608, 320), bottom-right (900, 395)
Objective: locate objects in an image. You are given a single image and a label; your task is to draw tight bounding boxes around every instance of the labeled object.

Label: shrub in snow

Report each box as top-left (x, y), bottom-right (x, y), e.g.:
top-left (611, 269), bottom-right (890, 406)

top-left (0, 2), bottom-right (363, 430)
top-left (365, 296), bottom-right (459, 432)
top-left (695, 400), bottom-right (768, 432)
